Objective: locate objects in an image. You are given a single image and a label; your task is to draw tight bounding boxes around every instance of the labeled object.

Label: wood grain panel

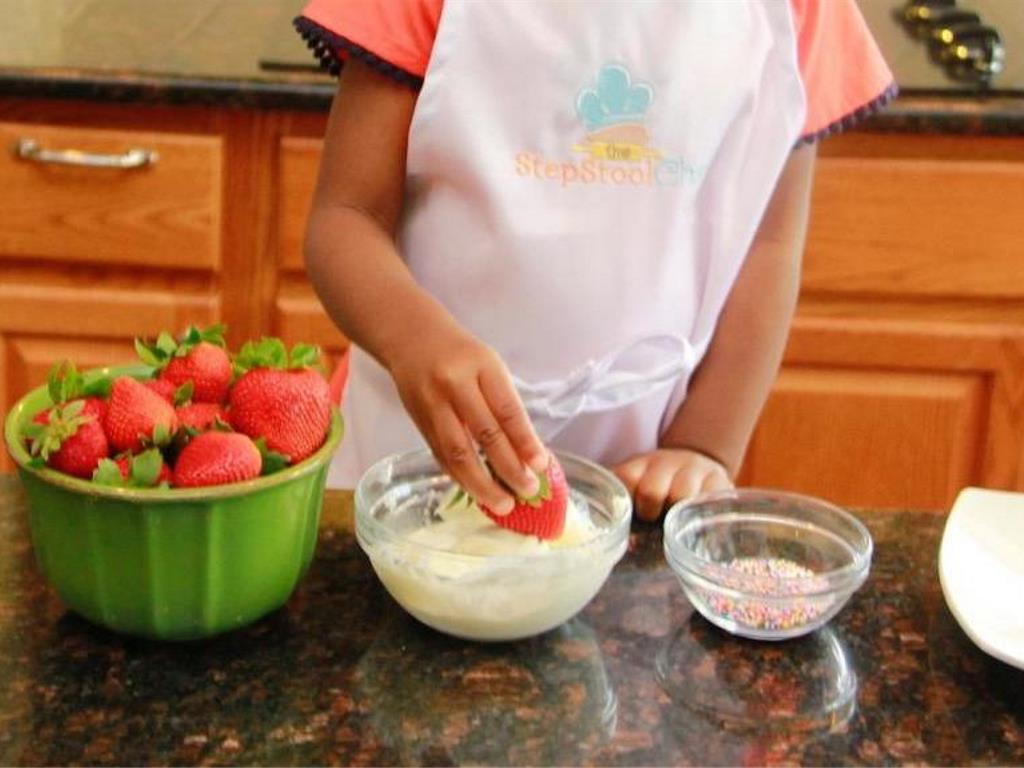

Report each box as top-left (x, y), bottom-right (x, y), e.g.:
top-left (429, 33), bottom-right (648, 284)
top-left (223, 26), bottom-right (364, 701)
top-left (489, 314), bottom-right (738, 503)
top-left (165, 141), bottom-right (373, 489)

top-left (781, 316), bottom-right (1024, 493)
top-left (0, 280), bottom-right (218, 338)
top-left (273, 285), bottom-right (348, 353)
top-left (6, 335), bottom-right (138, 407)
top-left (2, 335), bottom-right (139, 471)
top-left (743, 367), bottom-right (987, 511)
top-left (277, 137), bottom-right (322, 272)
top-left (804, 157), bottom-right (1024, 299)
top-left (0, 122), bottom-right (222, 270)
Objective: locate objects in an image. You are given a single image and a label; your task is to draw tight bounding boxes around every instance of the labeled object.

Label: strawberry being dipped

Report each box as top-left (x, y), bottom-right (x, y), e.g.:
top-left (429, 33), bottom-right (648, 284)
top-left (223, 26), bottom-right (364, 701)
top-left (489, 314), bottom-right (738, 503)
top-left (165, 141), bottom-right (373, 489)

top-left (104, 376), bottom-right (178, 454)
top-left (173, 431), bottom-right (262, 488)
top-left (481, 455), bottom-right (569, 540)
top-left (229, 338), bottom-right (331, 463)
top-left (136, 325), bottom-right (232, 404)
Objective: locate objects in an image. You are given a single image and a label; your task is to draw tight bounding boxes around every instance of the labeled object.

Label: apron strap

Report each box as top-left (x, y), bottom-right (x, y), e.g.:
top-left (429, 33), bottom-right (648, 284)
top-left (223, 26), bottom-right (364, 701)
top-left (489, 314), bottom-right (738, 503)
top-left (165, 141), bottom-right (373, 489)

top-left (513, 334), bottom-right (693, 440)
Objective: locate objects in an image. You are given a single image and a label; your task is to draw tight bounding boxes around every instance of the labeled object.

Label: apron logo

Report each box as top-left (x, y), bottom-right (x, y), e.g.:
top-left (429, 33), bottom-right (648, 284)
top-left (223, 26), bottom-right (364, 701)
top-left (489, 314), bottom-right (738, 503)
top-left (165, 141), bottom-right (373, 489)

top-left (574, 64), bottom-right (660, 162)
top-left (514, 63), bottom-right (704, 188)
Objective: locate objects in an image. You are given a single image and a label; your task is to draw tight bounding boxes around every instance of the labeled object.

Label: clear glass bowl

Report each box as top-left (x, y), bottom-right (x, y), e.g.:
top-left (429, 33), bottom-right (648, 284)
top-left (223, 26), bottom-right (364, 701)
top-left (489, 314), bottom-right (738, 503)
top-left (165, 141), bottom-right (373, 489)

top-left (663, 489), bottom-right (872, 641)
top-left (355, 449), bottom-right (632, 641)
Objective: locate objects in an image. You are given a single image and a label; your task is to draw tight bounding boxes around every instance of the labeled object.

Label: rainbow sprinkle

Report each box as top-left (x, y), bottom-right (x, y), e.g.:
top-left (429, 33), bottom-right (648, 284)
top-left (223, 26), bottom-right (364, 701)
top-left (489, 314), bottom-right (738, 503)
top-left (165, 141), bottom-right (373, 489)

top-left (700, 557), bottom-right (832, 631)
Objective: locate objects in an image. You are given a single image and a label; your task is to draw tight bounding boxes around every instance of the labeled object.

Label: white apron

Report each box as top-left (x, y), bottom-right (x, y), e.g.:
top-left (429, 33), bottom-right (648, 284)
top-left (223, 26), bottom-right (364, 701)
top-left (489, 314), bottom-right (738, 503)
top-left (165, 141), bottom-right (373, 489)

top-left (332, 0), bottom-right (806, 488)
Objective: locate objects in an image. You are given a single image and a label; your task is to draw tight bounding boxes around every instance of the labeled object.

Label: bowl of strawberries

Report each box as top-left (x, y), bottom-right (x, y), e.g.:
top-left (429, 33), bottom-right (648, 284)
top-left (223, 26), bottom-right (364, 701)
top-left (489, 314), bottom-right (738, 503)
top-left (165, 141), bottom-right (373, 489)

top-left (3, 326), bottom-right (342, 641)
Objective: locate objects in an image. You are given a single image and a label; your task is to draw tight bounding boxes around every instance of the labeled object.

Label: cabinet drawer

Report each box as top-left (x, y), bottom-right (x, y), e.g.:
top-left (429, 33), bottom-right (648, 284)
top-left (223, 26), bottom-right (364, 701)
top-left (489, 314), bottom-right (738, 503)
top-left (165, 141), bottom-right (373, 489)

top-left (0, 122), bottom-right (222, 270)
top-left (804, 157), bottom-right (1024, 299)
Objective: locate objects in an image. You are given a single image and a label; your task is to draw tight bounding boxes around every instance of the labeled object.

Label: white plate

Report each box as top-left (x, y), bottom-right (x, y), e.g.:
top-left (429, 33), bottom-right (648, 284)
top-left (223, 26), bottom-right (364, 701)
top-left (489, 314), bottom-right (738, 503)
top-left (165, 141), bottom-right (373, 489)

top-left (939, 487), bottom-right (1024, 670)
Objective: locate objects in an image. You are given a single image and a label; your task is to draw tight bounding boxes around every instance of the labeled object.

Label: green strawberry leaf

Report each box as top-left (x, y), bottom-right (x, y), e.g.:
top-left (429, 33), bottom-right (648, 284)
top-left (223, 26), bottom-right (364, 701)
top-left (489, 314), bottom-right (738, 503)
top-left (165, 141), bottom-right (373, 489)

top-left (172, 381), bottom-right (194, 406)
top-left (129, 449), bottom-right (163, 487)
top-left (289, 343), bottom-right (321, 369)
top-left (82, 375), bottom-right (112, 398)
top-left (134, 337), bottom-right (164, 368)
top-left (93, 459), bottom-right (126, 487)
top-left (212, 416), bottom-right (233, 432)
top-left (198, 323), bottom-right (227, 347)
top-left (47, 360), bottom-right (83, 404)
top-left (254, 438), bottom-right (290, 476)
top-left (151, 423), bottom-right (172, 447)
top-left (62, 400), bottom-right (85, 420)
top-left (182, 326), bottom-right (202, 346)
top-left (22, 422), bottom-right (45, 441)
top-left (444, 487), bottom-right (469, 511)
top-left (156, 331), bottom-right (178, 357)
top-left (234, 337), bottom-right (288, 372)
top-left (27, 457), bottom-right (47, 470)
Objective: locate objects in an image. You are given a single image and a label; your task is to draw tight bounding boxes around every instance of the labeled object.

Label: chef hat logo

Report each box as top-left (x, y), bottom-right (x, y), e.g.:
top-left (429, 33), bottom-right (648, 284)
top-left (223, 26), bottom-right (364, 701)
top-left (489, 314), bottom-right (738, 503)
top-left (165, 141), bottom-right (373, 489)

top-left (576, 64), bottom-right (654, 133)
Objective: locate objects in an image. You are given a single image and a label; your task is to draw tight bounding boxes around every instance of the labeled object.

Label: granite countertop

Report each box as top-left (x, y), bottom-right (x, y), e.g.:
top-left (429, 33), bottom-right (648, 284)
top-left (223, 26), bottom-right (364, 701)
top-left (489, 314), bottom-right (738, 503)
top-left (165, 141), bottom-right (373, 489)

top-left (0, 475), bottom-right (1022, 766)
top-left (0, 1), bottom-right (1023, 134)
top-left (2, 64), bottom-right (1023, 137)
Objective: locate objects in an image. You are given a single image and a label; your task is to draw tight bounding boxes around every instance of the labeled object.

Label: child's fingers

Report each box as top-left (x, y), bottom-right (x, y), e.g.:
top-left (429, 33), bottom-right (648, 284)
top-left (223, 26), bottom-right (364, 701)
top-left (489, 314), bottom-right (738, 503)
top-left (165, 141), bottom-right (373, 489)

top-left (478, 367), bottom-right (548, 473)
top-left (635, 459), bottom-right (675, 521)
top-left (700, 466), bottom-right (733, 495)
top-left (450, 386), bottom-right (540, 499)
top-left (668, 467), bottom-right (704, 506)
top-left (612, 457), bottom-right (645, 496)
top-left (430, 406), bottom-right (514, 515)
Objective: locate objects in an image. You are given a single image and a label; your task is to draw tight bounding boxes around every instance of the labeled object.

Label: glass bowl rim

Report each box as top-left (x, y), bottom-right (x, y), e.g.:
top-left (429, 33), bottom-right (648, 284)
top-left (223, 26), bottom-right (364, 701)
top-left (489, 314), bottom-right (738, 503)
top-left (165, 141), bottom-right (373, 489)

top-left (354, 447), bottom-right (633, 566)
top-left (663, 487), bottom-right (873, 592)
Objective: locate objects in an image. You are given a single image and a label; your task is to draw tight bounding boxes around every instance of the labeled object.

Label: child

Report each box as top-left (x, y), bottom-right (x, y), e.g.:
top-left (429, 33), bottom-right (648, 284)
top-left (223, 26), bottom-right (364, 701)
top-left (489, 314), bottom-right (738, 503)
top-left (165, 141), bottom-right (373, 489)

top-left (295, 0), bottom-right (894, 520)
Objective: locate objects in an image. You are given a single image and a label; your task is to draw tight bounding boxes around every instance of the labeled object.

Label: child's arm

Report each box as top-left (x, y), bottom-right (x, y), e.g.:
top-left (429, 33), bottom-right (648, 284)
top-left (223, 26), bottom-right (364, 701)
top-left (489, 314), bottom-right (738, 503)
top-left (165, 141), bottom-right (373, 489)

top-left (615, 143), bottom-right (817, 520)
top-left (304, 60), bottom-right (546, 511)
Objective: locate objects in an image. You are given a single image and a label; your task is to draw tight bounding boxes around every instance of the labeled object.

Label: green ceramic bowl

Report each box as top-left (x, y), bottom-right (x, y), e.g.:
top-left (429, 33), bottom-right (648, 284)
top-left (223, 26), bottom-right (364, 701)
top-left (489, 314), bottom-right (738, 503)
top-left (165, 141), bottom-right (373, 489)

top-left (3, 365), bottom-right (343, 641)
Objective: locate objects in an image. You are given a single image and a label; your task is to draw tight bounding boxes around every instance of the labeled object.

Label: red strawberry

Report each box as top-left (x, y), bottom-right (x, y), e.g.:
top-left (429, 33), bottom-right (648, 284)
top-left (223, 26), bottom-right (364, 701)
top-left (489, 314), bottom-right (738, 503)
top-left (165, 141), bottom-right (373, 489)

top-left (482, 455), bottom-right (568, 540)
top-left (136, 325), bottom-right (232, 404)
top-left (160, 342), bottom-right (232, 404)
top-left (27, 400), bottom-right (110, 479)
top-left (229, 339), bottom-right (330, 463)
top-left (173, 431), bottom-right (262, 488)
top-left (33, 396), bottom-right (106, 428)
top-left (143, 378), bottom-right (177, 403)
top-left (176, 402), bottom-right (228, 433)
top-left (103, 377), bottom-right (178, 454)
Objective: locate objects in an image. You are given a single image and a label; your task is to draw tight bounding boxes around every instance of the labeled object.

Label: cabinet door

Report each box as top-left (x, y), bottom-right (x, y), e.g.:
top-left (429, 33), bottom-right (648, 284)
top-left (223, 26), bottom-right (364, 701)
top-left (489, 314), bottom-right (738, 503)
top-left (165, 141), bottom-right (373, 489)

top-left (741, 367), bottom-right (986, 510)
top-left (275, 137), bottom-right (348, 360)
top-left (740, 317), bottom-right (1024, 511)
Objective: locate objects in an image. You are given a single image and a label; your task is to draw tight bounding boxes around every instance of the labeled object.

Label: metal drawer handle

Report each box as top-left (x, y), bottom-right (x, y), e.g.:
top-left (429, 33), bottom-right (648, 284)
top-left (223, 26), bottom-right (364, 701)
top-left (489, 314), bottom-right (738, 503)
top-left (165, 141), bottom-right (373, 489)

top-left (13, 138), bottom-right (158, 169)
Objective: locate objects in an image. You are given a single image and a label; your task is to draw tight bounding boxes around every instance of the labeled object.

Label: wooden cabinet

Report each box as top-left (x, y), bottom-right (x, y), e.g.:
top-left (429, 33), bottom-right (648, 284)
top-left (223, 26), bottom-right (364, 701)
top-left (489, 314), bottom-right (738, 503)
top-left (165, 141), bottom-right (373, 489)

top-left (737, 134), bottom-right (1024, 511)
top-left (0, 97), bottom-right (1021, 510)
top-left (0, 122), bottom-right (222, 269)
top-left (274, 135), bottom-right (348, 360)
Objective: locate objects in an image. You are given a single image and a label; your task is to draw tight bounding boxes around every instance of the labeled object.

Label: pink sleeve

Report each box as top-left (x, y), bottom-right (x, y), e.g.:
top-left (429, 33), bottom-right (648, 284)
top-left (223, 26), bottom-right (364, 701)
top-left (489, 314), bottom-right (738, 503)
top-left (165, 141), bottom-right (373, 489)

top-left (790, 0), bottom-right (897, 141)
top-left (295, 0), bottom-right (443, 87)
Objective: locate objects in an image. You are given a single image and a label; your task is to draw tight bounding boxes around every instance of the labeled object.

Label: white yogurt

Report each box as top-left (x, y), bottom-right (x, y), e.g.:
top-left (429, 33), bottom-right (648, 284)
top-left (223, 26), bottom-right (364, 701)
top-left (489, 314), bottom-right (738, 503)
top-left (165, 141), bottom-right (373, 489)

top-left (366, 489), bottom-right (621, 641)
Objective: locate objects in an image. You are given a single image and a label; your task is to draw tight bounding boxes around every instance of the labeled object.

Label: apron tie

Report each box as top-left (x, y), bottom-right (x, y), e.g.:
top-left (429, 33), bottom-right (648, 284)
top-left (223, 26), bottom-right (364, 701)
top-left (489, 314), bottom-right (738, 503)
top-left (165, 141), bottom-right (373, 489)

top-left (513, 334), bottom-right (694, 440)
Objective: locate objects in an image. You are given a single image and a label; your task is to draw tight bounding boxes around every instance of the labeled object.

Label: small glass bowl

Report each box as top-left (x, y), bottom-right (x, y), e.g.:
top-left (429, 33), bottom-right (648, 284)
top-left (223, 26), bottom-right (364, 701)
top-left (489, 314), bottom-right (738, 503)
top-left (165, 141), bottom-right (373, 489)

top-left (663, 489), bottom-right (872, 641)
top-left (355, 449), bottom-right (632, 641)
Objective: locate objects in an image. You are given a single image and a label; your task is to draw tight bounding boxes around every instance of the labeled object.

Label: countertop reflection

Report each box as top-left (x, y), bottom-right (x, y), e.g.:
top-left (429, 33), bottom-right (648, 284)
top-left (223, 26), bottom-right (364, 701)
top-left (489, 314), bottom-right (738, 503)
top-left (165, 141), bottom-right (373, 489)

top-left (0, 477), bottom-right (1021, 765)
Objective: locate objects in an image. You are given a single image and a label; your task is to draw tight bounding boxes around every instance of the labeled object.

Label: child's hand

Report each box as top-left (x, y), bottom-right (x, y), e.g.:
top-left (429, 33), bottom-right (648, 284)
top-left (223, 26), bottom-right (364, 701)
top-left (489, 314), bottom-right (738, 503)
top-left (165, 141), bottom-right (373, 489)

top-left (388, 327), bottom-right (549, 515)
top-left (613, 448), bottom-right (733, 521)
